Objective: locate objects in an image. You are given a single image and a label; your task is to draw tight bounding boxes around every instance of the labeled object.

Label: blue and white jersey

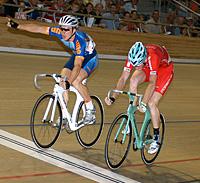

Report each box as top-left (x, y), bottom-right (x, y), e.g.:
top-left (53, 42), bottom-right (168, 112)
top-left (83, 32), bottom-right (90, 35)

top-left (49, 26), bottom-right (97, 58)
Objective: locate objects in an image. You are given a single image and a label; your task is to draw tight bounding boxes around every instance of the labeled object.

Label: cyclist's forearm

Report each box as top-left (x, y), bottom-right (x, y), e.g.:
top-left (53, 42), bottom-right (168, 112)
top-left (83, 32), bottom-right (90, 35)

top-left (18, 24), bottom-right (49, 35)
top-left (113, 71), bottom-right (130, 98)
top-left (113, 78), bottom-right (127, 98)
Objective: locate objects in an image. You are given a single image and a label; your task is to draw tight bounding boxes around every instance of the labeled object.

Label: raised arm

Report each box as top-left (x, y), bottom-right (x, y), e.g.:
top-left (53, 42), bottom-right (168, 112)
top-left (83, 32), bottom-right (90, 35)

top-left (7, 19), bottom-right (49, 35)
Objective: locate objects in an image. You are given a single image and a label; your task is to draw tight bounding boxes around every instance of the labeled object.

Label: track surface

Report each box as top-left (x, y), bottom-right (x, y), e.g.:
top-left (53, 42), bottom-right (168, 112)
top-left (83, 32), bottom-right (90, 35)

top-left (0, 53), bottom-right (199, 183)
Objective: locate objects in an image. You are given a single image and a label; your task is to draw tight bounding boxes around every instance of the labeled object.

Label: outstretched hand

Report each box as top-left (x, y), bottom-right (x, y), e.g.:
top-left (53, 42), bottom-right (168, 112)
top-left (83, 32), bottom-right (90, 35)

top-left (7, 18), bottom-right (19, 29)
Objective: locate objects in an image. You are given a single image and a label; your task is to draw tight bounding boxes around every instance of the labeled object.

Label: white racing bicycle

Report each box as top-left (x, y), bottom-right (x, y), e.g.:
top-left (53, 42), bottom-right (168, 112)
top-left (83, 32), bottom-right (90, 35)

top-left (30, 74), bottom-right (104, 148)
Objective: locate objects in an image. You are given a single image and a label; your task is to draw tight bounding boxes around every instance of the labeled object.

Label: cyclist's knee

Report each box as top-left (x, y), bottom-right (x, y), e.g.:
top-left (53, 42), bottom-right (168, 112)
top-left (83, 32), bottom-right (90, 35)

top-left (72, 74), bottom-right (87, 87)
top-left (148, 99), bottom-right (158, 109)
top-left (61, 68), bottom-right (71, 77)
top-left (72, 78), bottom-right (82, 88)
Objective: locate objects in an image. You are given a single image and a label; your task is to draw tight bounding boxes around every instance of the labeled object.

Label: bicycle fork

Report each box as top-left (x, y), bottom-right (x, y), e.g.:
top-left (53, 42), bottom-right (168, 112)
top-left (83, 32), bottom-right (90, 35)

top-left (114, 117), bottom-right (128, 144)
top-left (42, 96), bottom-right (57, 124)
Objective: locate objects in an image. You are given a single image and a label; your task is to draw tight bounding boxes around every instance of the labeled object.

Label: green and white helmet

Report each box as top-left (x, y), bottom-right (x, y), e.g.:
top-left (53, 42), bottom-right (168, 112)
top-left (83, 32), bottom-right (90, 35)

top-left (128, 42), bottom-right (147, 67)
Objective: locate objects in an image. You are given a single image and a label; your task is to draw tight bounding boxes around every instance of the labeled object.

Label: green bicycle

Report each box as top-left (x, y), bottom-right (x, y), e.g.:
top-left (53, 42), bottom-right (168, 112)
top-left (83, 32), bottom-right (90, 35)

top-left (105, 90), bottom-right (165, 170)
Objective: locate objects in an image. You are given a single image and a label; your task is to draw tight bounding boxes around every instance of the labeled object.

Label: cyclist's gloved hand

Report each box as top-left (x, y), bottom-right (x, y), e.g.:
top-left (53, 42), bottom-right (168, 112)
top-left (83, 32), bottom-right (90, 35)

top-left (7, 19), bottom-right (19, 29)
top-left (65, 80), bottom-right (70, 89)
top-left (105, 96), bottom-right (115, 106)
top-left (137, 101), bottom-right (147, 113)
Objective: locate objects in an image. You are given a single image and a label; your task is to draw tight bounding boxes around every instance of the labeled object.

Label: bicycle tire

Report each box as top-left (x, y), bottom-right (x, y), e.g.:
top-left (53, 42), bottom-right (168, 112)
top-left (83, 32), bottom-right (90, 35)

top-left (30, 93), bottom-right (62, 148)
top-left (105, 113), bottom-right (132, 170)
top-left (75, 95), bottom-right (104, 148)
top-left (141, 113), bottom-right (165, 164)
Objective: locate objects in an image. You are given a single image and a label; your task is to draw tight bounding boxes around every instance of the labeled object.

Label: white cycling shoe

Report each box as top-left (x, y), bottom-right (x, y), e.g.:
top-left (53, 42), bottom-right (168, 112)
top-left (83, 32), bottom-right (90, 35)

top-left (148, 139), bottom-right (160, 154)
top-left (83, 108), bottom-right (96, 125)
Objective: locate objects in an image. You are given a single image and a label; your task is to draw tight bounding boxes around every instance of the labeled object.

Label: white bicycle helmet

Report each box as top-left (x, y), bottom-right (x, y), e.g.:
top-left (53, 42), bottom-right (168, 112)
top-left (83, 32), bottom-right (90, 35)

top-left (59, 15), bottom-right (78, 28)
top-left (128, 42), bottom-right (147, 67)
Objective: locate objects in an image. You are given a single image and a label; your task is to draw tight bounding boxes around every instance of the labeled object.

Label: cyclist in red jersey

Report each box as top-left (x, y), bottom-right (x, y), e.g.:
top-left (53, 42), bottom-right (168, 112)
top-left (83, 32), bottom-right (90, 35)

top-left (105, 42), bottom-right (174, 154)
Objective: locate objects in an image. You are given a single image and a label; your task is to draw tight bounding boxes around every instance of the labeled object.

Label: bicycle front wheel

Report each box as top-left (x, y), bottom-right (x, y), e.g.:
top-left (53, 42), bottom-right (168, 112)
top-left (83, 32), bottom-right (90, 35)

top-left (30, 93), bottom-right (62, 148)
top-left (75, 95), bottom-right (104, 148)
top-left (141, 113), bottom-right (165, 164)
top-left (105, 114), bottom-right (132, 170)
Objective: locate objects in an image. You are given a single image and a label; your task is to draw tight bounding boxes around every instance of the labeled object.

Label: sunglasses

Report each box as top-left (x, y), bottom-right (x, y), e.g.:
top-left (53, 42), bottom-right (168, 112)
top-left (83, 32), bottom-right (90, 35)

top-left (60, 27), bottom-right (70, 32)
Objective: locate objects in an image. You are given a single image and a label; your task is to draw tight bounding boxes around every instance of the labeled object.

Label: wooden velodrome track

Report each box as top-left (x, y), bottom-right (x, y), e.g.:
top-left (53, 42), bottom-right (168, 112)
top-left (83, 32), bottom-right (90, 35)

top-left (0, 16), bottom-right (200, 183)
top-left (0, 52), bottom-right (200, 183)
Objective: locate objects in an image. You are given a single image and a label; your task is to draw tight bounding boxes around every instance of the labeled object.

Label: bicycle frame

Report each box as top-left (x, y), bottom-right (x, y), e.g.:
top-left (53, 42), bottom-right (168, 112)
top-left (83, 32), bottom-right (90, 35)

top-left (127, 97), bottom-right (152, 149)
top-left (34, 74), bottom-right (86, 131)
top-left (109, 90), bottom-right (153, 150)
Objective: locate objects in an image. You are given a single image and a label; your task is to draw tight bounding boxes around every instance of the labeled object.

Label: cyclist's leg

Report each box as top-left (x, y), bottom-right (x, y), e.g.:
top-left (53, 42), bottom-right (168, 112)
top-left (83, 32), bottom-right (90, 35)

top-left (72, 55), bottom-right (98, 104)
top-left (61, 68), bottom-right (71, 78)
top-left (72, 69), bottom-right (91, 102)
top-left (149, 62), bottom-right (174, 128)
top-left (147, 64), bottom-right (174, 154)
top-left (148, 92), bottom-right (162, 129)
top-left (147, 92), bottom-right (162, 154)
top-left (72, 55), bottom-right (98, 123)
top-left (72, 69), bottom-right (96, 123)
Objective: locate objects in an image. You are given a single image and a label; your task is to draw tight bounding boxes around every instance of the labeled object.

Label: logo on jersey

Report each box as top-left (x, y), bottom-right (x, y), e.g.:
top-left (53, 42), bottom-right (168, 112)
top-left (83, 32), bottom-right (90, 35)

top-left (127, 62), bottom-right (131, 67)
top-left (76, 41), bottom-right (81, 54)
top-left (51, 28), bottom-right (61, 34)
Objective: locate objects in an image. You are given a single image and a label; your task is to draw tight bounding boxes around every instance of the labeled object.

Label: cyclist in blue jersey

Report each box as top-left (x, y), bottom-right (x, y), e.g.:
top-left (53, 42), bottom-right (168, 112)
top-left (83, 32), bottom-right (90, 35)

top-left (7, 15), bottom-right (98, 124)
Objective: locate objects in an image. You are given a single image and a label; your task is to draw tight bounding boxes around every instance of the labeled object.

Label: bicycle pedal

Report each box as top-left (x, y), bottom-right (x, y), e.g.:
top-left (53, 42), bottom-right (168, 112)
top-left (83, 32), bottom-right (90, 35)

top-left (77, 119), bottom-right (84, 126)
top-left (85, 119), bottom-right (96, 125)
top-left (78, 118), bottom-right (95, 126)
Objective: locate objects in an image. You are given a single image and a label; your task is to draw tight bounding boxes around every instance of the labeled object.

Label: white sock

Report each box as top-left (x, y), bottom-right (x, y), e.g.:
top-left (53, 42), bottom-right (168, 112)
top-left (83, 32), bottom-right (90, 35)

top-left (85, 101), bottom-right (93, 110)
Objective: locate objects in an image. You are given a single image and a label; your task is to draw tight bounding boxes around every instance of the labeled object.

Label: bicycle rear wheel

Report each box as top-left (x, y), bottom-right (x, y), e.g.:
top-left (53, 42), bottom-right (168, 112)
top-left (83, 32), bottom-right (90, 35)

top-left (105, 114), bottom-right (132, 170)
top-left (141, 113), bottom-right (165, 164)
top-left (75, 95), bottom-right (104, 148)
top-left (30, 93), bottom-right (62, 148)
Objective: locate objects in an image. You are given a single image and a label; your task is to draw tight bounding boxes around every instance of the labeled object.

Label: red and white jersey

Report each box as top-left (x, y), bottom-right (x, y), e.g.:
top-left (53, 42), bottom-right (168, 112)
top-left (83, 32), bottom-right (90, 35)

top-left (145, 44), bottom-right (172, 76)
top-left (124, 57), bottom-right (133, 72)
top-left (123, 44), bottom-right (174, 95)
top-left (124, 44), bottom-right (172, 75)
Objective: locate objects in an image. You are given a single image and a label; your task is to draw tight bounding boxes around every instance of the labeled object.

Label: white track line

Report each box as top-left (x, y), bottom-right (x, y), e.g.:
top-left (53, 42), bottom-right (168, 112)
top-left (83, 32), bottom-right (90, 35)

top-left (0, 129), bottom-right (140, 183)
top-left (0, 46), bottom-right (200, 63)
